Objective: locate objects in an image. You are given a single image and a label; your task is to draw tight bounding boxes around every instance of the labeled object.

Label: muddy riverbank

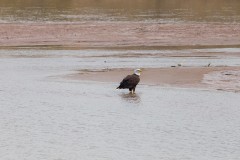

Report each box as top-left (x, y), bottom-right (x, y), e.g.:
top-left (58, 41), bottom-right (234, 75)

top-left (0, 22), bottom-right (240, 49)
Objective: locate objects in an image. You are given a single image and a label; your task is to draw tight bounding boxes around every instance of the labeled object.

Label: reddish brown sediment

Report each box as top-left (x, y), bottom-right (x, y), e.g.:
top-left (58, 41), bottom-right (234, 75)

top-left (0, 22), bottom-right (240, 48)
top-left (66, 66), bottom-right (240, 92)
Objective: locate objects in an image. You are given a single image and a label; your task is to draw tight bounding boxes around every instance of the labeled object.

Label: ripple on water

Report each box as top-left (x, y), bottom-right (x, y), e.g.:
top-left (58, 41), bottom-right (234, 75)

top-left (203, 70), bottom-right (240, 92)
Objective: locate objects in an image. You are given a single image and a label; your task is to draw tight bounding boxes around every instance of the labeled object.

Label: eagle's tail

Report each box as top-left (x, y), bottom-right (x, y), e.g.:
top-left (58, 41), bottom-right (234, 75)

top-left (116, 86), bottom-right (122, 89)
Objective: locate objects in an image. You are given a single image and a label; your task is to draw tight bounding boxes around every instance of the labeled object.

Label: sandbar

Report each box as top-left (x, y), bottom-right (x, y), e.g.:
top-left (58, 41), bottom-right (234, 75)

top-left (67, 66), bottom-right (240, 92)
top-left (0, 22), bottom-right (240, 48)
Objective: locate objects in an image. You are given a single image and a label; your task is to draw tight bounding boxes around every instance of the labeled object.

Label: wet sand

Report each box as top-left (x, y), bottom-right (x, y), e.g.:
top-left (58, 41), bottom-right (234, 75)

top-left (0, 22), bottom-right (240, 48)
top-left (69, 66), bottom-right (240, 92)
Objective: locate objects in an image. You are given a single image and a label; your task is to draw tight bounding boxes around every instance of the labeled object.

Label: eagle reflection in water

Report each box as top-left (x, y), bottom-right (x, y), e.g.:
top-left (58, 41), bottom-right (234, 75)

top-left (120, 93), bottom-right (141, 104)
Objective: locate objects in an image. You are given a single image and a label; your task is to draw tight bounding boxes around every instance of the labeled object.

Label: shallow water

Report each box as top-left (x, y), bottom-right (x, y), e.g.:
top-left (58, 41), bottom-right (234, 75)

top-left (1, 0), bottom-right (240, 23)
top-left (0, 49), bottom-right (240, 160)
top-left (1, 49), bottom-right (240, 69)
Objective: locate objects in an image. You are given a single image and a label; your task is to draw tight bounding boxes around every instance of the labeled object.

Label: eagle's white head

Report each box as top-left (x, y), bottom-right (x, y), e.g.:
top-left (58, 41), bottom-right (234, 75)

top-left (134, 69), bottom-right (142, 76)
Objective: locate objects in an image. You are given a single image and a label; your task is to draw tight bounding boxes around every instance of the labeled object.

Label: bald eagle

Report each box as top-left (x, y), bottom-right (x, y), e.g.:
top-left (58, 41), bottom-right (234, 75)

top-left (117, 69), bottom-right (142, 93)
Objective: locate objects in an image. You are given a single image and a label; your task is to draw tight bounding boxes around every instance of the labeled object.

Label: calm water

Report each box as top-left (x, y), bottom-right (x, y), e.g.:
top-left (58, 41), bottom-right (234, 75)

top-left (0, 0), bottom-right (240, 23)
top-left (1, 49), bottom-right (240, 68)
top-left (0, 50), bottom-right (240, 160)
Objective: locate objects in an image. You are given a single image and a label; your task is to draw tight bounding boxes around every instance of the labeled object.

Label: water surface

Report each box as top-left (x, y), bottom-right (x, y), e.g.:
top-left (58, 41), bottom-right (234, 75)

top-left (0, 50), bottom-right (240, 159)
top-left (1, 0), bottom-right (240, 23)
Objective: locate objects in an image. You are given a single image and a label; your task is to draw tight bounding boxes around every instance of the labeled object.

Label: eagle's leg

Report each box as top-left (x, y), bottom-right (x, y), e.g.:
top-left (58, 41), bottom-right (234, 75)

top-left (129, 88), bottom-right (134, 94)
top-left (132, 88), bottom-right (136, 93)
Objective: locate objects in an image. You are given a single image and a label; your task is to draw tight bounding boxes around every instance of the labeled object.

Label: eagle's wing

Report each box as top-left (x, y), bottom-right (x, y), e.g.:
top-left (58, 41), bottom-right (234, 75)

top-left (117, 75), bottom-right (139, 89)
top-left (121, 75), bottom-right (132, 85)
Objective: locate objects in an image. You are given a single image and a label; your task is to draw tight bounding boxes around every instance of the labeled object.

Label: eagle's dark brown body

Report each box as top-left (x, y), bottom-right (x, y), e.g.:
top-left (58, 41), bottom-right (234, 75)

top-left (117, 74), bottom-right (140, 93)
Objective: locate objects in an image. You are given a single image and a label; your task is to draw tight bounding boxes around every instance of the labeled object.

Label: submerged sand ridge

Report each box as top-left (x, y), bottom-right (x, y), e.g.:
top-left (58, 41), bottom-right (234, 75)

top-left (68, 67), bottom-right (240, 92)
top-left (0, 22), bottom-right (240, 48)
